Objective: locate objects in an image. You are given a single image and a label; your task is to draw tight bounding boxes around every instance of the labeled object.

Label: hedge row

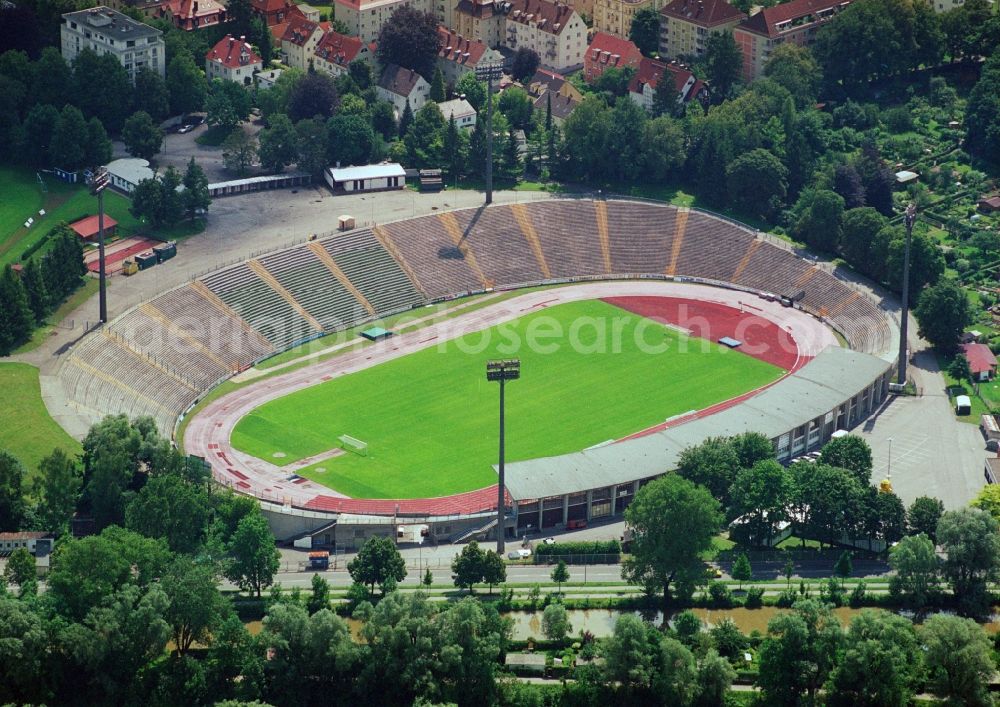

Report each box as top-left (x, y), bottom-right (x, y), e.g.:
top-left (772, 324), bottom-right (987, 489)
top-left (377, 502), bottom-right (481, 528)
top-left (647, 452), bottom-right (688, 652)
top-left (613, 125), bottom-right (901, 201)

top-left (534, 540), bottom-right (621, 557)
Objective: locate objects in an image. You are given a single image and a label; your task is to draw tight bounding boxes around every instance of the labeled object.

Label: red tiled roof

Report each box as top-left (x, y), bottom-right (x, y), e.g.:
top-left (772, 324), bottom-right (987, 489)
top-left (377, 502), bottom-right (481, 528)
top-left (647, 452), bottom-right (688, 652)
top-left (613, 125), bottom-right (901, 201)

top-left (281, 15), bottom-right (320, 46)
top-left (437, 26), bottom-right (489, 66)
top-left (585, 32), bottom-right (642, 81)
top-left (660, 0), bottom-right (746, 27)
top-left (963, 343), bottom-right (998, 375)
top-left (70, 214), bottom-right (118, 239)
top-left (251, 0), bottom-right (293, 12)
top-left (166, 0), bottom-right (225, 19)
top-left (206, 34), bottom-right (262, 70)
top-left (738, 0), bottom-right (847, 38)
top-left (315, 30), bottom-right (364, 66)
top-left (506, 0), bottom-right (578, 35)
top-left (0, 532), bottom-right (48, 541)
top-left (456, 0), bottom-right (498, 20)
top-left (629, 56), bottom-right (696, 95)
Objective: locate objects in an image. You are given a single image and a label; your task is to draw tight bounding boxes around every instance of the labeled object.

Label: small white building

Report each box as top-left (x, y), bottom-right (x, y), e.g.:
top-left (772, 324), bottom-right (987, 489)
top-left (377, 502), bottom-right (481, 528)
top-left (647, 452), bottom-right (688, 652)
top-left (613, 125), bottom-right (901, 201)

top-left (255, 68), bottom-right (284, 90)
top-left (106, 157), bottom-right (155, 193)
top-left (324, 163), bottom-right (406, 193)
top-left (436, 98), bottom-right (477, 130)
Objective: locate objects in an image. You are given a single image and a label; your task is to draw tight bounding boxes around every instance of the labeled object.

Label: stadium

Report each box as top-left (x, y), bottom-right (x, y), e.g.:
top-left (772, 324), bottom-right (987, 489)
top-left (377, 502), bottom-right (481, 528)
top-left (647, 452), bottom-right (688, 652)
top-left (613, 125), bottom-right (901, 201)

top-left (56, 199), bottom-right (899, 544)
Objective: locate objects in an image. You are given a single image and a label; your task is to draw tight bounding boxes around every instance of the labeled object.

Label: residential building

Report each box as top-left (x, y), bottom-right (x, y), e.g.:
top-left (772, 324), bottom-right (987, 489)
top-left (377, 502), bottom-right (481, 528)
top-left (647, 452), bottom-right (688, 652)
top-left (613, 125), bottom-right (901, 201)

top-left (658, 0), bottom-right (745, 59)
top-left (280, 15), bottom-right (324, 71)
top-left (963, 342), bottom-right (998, 381)
top-left (251, 0), bottom-right (300, 25)
top-left (437, 97), bottom-right (478, 128)
top-left (314, 30), bottom-right (374, 78)
top-left (583, 31), bottom-right (642, 83)
top-left (592, 0), bottom-right (654, 40)
top-left (733, 0), bottom-right (849, 82)
top-left (206, 34), bottom-right (263, 85)
top-left (627, 55), bottom-right (704, 111)
top-left (524, 67), bottom-right (583, 100)
top-left (504, 0), bottom-right (588, 73)
top-left (532, 89), bottom-right (579, 124)
top-left (61, 6), bottom-right (165, 81)
top-left (0, 532), bottom-right (52, 557)
top-left (334, 0), bottom-right (433, 45)
top-left (436, 26), bottom-right (504, 85)
top-left (160, 0), bottom-right (226, 30)
top-left (377, 63), bottom-right (431, 115)
top-left (933, 0), bottom-right (965, 11)
top-left (455, 0), bottom-right (507, 49)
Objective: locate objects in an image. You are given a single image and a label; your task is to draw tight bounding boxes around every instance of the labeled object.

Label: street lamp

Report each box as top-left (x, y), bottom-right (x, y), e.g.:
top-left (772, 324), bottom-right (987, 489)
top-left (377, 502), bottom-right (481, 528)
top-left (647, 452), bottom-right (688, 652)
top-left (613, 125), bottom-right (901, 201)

top-left (487, 358), bottom-right (520, 554)
top-left (89, 166), bottom-right (110, 324)
top-left (897, 203), bottom-right (917, 384)
top-left (887, 437), bottom-right (893, 480)
top-left (475, 61), bottom-right (503, 206)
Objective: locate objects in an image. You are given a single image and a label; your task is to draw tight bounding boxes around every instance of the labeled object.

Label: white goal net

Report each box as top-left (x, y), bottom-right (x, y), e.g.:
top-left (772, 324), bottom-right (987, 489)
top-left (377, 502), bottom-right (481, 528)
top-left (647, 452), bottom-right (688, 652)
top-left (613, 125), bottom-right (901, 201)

top-left (338, 435), bottom-right (369, 457)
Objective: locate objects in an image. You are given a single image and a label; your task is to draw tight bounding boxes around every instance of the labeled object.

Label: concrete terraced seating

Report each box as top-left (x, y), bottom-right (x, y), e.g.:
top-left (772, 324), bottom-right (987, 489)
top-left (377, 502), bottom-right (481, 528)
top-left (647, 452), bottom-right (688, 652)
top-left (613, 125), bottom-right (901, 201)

top-left (675, 212), bottom-right (755, 282)
top-left (144, 284), bottom-right (274, 371)
top-left (378, 216), bottom-right (484, 299)
top-left (201, 263), bottom-right (317, 349)
top-left (522, 201), bottom-right (607, 279)
top-left (731, 242), bottom-right (812, 294)
top-left (257, 246), bottom-right (365, 331)
top-left (449, 206), bottom-right (546, 286)
top-left (604, 201), bottom-right (678, 273)
top-left (321, 229), bottom-right (424, 315)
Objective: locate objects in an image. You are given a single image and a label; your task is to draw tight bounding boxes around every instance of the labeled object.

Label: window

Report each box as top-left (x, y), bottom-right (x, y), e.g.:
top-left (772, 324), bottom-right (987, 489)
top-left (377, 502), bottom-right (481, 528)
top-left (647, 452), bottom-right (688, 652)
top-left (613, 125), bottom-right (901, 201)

top-left (127, 39), bottom-right (135, 47)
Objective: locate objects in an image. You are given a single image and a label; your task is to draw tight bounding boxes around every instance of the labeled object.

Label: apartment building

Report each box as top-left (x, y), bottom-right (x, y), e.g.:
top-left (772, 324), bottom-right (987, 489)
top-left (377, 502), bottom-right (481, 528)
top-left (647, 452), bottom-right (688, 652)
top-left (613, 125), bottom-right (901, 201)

top-left (658, 0), bottom-right (745, 58)
top-left (61, 6), bottom-right (164, 81)
top-left (504, 0), bottom-right (588, 72)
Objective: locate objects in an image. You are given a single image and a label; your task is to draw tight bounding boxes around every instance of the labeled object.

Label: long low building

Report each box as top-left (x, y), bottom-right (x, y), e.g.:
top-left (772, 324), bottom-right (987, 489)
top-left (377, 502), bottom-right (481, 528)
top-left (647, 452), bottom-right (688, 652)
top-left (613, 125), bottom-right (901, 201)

top-left (324, 163), bottom-right (406, 192)
top-left (500, 345), bottom-right (893, 532)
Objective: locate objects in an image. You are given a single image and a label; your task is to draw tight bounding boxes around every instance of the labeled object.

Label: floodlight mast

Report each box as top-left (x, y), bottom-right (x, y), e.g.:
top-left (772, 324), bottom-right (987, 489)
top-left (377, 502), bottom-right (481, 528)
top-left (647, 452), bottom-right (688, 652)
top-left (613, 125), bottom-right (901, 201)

top-left (486, 359), bottom-right (520, 554)
top-left (89, 167), bottom-right (110, 324)
top-left (898, 203), bottom-right (916, 385)
top-left (475, 62), bottom-right (503, 206)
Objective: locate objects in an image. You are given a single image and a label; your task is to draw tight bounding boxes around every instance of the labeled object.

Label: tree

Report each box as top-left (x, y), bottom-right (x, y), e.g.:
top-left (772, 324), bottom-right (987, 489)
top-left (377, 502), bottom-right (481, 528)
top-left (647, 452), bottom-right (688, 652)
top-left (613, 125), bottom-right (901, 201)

top-left (820, 435), bottom-right (873, 487)
top-left (222, 127), bottom-right (258, 176)
top-left (629, 7), bottom-right (660, 56)
top-left (907, 495), bottom-right (944, 541)
top-left (249, 15), bottom-right (273, 65)
top-left (541, 602), bottom-right (572, 641)
top-left (456, 72), bottom-right (487, 112)
top-left (481, 550), bottom-right (506, 594)
top-left (443, 113), bottom-right (468, 180)
top-left (793, 189), bottom-right (845, 253)
top-left (656, 636), bottom-right (699, 706)
top-left (603, 613), bottom-right (659, 691)
top-left (125, 474), bottom-right (210, 554)
top-left (167, 52), bottom-right (208, 116)
top-left (676, 437), bottom-right (742, 506)
top-left (704, 31), bottom-right (742, 101)
top-left (834, 165), bottom-right (867, 210)
top-left (757, 600), bottom-right (843, 706)
top-left (122, 111), bottom-right (164, 162)
top-left (498, 86), bottom-right (534, 130)
top-left (834, 551), bottom-right (853, 581)
top-left (224, 511), bottom-right (280, 598)
top-left (511, 48), bottom-right (541, 82)
top-left (728, 459), bottom-right (793, 547)
top-left (452, 540), bottom-right (486, 592)
top-left (21, 259), bottom-right (49, 325)
top-left (205, 79), bottom-right (250, 133)
top-left (375, 6), bottom-right (440, 78)
top-left (641, 116), bottom-right (686, 181)
top-left (21, 103), bottom-right (60, 167)
top-left (288, 71), bottom-right (340, 122)
top-left (888, 533), bottom-right (939, 611)
top-left (306, 573), bottom-right (331, 615)
top-left (71, 49), bottom-right (133, 133)
top-left (922, 614), bottom-right (996, 707)
top-left (594, 65), bottom-right (636, 98)
top-left (422, 567), bottom-right (433, 587)
top-left (429, 66), bottom-right (446, 102)
top-left (327, 113), bottom-right (376, 167)
top-left (182, 158), bottom-right (210, 220)
top-left (937, 507), bottom-right (1000, 617)
top-left (294, 118), bottom-right (328, 177)
top-left (134, 66), bottom-right (170, 121)
top-left (347, 535), bottom-right (406, 597)
top-left (85, 117), bottom-right (112, 169)
top-left (256, 113), bottom-right (298, 174)
top-left (885, 230), bottom-right (944, 294)
top-left (622, 475), bottom-right (722, 608)
top-left (0, 451), bottom-right (26, 531)
top-left (698, 650), bottom-right (737, 705)
top-left (370, 100), bottom-right (397, 141)
top-left (404, 101), bottom-right (446, 168)
top-left (763, 44), bottom-right (822, 108)
top-left (550, 559), bottom-right (570, 594)
top-left (34, 448), bottom-right (81, 534)
top-left (0, 265), bottom-right (33, 355)
top-left (0, 594), bottom-right (48, 705)
top-left (730, 553), bottom-right (751, 590)
top-left (970, 484), bottom-right (1000, 523)
top-left (50, 105), bottom-right (89, 171)
top-left (965, 54), bottom-right (1000, 162)
top-left (914, 279), bottom-right (972, 352)
top-left (826, 611), bottom-right (922, 707)
top-left (4, 547), bottom-right (35, 592)
top-left (948, 354), bottom-right (972, 384)
top-left (162, 556), bottom-right (225, 655)
top-left (726, 148), bottom-right (788, 218)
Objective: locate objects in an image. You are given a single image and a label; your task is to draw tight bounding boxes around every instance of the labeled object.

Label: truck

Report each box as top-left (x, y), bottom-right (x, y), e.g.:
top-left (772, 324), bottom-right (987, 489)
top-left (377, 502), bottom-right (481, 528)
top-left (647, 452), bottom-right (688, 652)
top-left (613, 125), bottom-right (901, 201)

top-left (308, 551), bottom-right (330, 570)
top-left (153, 241), bottom-right (176, 263)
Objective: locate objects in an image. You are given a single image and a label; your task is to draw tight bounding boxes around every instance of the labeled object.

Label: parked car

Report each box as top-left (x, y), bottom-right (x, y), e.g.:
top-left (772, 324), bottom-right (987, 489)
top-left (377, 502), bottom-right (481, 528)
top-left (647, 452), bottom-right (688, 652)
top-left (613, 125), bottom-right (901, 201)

top-left (178, 125), bottom-right (194, 134)
top-left (567, 519), bottom-right (587, 530)
top-left (542, 537), bottom-right (556, 545)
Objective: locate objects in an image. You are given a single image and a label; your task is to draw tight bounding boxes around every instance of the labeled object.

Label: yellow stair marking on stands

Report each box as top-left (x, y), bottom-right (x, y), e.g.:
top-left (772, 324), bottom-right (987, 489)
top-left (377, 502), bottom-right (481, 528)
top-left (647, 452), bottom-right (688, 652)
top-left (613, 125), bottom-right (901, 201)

top-left (140, 303), bottom-right (231, 371)
top-left (248, 260), bottom-right (324, 332)
top-left (827, 291), bottom-right (860, 318)
top-left (190, 281), bottom-right (275, 351)
top-left (795, 267), bottom-right (819, 288)
top-left (510, 203), bottom-right (552, 279)
top-left (372, 225), bottom-right (428, 299)
top-left (308, 241), bottom-right (377, 316)
top-left (437, 212), bottom-right (490, 289)
top-left (731, 240), bottom-right (762, 282)
top-left (68, 357), bottom-right (174, 415)
top-left (665, 208), bottom-right (690, 276)
top-left (101, 329), bottom-right (198, 390)
top-left (594, 201), bottom-right (612, 273)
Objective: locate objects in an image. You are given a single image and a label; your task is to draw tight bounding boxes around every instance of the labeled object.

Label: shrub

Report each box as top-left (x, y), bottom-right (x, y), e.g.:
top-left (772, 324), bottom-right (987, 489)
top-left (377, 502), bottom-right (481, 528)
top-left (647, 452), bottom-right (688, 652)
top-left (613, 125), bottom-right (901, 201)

top-left (534, 540), bottom-right (621, 564)
top-left (709, 582), bottom-right (733, 608)
top-left (775, 588), bottom-right (798, 607)
top-left (744, 586), bottom-right (764, 609)
top-left (849, 581), bottom-right (867, 608)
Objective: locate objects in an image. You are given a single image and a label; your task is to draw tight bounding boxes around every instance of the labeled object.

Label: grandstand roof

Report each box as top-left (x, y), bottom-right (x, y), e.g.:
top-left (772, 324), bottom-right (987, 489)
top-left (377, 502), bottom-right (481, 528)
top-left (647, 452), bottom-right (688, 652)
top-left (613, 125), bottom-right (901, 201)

top-left (500, 346), bottom-right (890, 500)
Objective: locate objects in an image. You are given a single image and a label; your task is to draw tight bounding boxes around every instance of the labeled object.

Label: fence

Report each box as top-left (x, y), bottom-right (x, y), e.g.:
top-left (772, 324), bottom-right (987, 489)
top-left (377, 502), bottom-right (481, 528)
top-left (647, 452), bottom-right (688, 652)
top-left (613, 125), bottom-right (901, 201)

top-left (532, 553), bottom-right (621, 566)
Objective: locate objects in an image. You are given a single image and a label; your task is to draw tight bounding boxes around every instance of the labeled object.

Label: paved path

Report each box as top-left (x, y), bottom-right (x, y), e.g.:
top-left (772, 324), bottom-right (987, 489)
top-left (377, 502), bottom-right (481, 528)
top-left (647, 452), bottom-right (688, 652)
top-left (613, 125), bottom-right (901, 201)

top-left (183, 281), bottom-right (836, 514)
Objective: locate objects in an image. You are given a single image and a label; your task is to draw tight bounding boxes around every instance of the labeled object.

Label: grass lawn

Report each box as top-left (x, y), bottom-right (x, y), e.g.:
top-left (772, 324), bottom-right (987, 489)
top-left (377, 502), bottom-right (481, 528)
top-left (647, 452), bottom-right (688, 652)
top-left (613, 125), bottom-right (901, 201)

top-left (0, 362), bottom-right (82, 477)
top-left (231, 299), bottom-right (784, 499)
top-left (938, 352), bottom-right (990, 422)
top-left (13, 278), bottom-right (101, 355)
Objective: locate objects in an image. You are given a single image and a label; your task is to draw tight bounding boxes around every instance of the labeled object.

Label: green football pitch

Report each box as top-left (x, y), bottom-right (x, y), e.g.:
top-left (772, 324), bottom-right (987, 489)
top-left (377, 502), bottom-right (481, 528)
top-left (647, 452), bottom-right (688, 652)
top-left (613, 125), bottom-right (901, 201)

top-left (230, 299), bottom-right (784, 499)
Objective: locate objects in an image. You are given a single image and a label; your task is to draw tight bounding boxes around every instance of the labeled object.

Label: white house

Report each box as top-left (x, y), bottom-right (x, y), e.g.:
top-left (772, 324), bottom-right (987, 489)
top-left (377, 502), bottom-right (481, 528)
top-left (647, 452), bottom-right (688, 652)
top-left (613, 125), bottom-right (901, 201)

top-left (324, 163), bottom-right (406, 192)
top-left (436, 98), bottom-right (477, 129)
top-left (205, 34), bottom-right (263, 85)
top-left (376, 64), bottom-right (431, 116)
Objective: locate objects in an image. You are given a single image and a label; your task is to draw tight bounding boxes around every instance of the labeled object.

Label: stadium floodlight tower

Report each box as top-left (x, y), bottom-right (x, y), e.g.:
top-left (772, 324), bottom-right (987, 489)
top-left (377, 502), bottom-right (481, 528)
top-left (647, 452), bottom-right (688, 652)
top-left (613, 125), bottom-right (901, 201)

top-left (89, 166), bottom-right (110, 324)
top-left (474, 61), bottom-right (503, 206)
top-left (897, 203), bottom-right (917, 384)
top-left (487, 358), bottom-right (520, 554)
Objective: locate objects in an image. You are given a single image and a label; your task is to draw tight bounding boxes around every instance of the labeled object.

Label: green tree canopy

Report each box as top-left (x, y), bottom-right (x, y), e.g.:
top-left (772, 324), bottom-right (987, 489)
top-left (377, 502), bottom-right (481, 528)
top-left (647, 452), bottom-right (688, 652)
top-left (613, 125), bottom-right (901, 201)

top-left (922, 614), bottom-right (996, 705)
top-left (819, 435), bottom-right (874, 487)
top-left (757, 600), bottom-right (844, 705)
top-left (375, 5), bottom-right (440, 78)
top-left (704, 31), bottom-right (742, 101)
top-left (937, 507), bottom-right (1000, 617)
top-left (629, 6), bottom-right (660, 55)
top-left (224, 511), bottom-right (280, 598)
top-left (914, 278), bottom-right (972, 352)
top-left (348, 535), bottom-right (407, 597)
top-left (763, 44), bottom-right (822, 108)
top-left (907, 495), bottom-right (944, 541)
top-left (888, 533), bottom-right (940, 611)
top-left (122, 111), bottom-right (164, 162)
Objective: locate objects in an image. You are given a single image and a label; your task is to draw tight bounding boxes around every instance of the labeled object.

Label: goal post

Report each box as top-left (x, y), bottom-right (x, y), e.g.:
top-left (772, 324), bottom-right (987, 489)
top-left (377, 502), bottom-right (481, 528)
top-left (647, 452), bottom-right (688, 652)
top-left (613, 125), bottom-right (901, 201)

top-left (338, 435), bottom-right (368, 457)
